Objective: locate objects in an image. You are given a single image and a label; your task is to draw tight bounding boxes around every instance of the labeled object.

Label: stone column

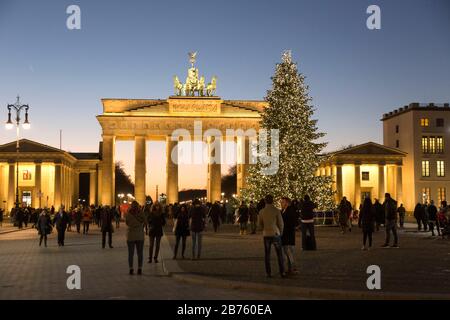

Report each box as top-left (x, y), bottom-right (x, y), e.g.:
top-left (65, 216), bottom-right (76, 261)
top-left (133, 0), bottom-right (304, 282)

top-left (378, 163), bottom-right (385, 200)
top-left (101, 135), bottom-right (115, 206)
top-left (134, 136), bottom-right (146, 206)
top-left (7, 161), bottom-right (15, 211)
top-left (354, 164), bottom-right (361, 209)
top-left (34, 161), bottom-right (42, 208)
top-left (396, 165), bottom-right (403, 204)
top-left (73, 170), bottom-right (79, 206)
top-left (89, 170), bottom-right (97, 206)
top-left (335, 165), bottom-right (343, 203)
top-left (236, 136), bottom-right (250, 197)
top-left (166, 136), bottom-right (179, 204)
top-left (207, 136), bottom-right (221, 202)
top-left (54, 162), bottom-right (62, 209)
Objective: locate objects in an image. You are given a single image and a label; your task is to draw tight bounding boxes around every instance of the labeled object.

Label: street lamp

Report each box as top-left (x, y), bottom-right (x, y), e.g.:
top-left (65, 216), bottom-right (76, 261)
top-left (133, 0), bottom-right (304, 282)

top-left (5, 96), bottom-right (30, 210)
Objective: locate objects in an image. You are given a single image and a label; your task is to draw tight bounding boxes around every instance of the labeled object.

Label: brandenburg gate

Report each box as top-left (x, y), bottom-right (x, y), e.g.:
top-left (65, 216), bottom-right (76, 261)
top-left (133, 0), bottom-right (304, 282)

top-left (96, 53), bottom-right (266, 205)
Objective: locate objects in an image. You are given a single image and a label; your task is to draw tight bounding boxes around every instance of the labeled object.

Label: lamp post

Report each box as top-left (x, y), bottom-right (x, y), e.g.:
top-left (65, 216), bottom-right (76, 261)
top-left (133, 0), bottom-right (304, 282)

top-left (5, 96), bottom-right (30, 210)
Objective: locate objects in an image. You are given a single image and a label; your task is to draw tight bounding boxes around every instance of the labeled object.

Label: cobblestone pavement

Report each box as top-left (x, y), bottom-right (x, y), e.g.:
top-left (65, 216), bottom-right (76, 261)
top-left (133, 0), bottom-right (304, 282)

top-left (165, 223), bottom-right (450, 297)
top-left (0, 225), bottom-right (293, 300)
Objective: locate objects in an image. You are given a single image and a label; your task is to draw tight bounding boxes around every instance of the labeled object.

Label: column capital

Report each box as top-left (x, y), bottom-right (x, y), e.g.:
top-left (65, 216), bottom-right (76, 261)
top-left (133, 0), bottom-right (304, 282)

top-left (378, 161), bottom-right (386, 166)
top-left (34, 160), bottom-right (43, 164)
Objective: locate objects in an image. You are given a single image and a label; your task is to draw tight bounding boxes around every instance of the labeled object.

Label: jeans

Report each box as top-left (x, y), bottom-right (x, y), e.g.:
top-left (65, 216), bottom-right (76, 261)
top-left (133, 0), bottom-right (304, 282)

top-left (250, 221), bottom-right (257, 234)
top-left (282, 245), bottom-right (295, 272)
top-left (127, 240), bottom-right (144, 269)
top-left (149, 235), bottom-right (161, 260)
top-left (429, 221), bottom-right (441, 236)
top-left (301, 223), bottom-right (317, 250)
top-left (174, 235), bottom-right (187, 257)
top-left (39, 234), bottom-right (47, 247)
top-left (239, 222), bottom-right (248, 232)
top-left (102, 230), bottom-right (112, 248)
top-left (384, 220), bottom-right (398, 245)
top-left (263, 236), bottom-right (284, 276)
top-left (192, 232), bottom-right (202, 258)
top-left (57, 229), bottom-right (66, 246)
top-left (363, 231), bottom-right (373, 247)
top-left (83, 222), bottom-right (90, 234)
top-left (399, 214), bottom-right (405, 228)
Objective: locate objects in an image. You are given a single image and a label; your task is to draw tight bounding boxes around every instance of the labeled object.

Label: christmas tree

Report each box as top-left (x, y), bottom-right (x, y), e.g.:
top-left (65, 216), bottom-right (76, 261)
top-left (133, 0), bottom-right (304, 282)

top-left (242, 51), bottom-right (335, 210)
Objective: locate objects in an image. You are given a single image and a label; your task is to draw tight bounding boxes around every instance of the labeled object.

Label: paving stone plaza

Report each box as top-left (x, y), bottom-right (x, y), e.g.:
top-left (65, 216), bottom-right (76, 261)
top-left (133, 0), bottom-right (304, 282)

top-left (1, 222), bottom-right (448, 300)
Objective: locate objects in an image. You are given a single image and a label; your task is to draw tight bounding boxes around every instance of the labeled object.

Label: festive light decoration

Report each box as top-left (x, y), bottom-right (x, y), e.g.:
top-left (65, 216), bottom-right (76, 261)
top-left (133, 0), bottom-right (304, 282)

top-left (242, 51), bottom-right (335, 210)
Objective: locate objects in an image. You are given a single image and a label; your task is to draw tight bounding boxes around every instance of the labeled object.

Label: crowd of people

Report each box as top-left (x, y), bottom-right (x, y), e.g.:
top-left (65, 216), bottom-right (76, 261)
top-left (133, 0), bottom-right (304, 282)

top-left (1, 190), bottom-right (449, 279)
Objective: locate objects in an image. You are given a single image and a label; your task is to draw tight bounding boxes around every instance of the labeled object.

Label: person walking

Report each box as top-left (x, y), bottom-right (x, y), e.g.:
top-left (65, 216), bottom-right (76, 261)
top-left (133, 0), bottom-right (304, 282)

top-left (249, 201), bottom-right (258, 234)
top-left (189, 199), bottom-right (206, 260)
top-left (101, 206), bottom-right (114, 249)
top-left (423, 202), bottom-right (430, 232)
top-left (173, 204), bottom-right (190, 259)
top-left (208, 201), bottom-right (221, 233)
top-left (397, 204), bottom-right (406, 229)
top-left (82, 206), bottom-right (92, 234)
top-left (147, 202), bottom-right (165, 263)
top-left (359, 197), bottom-right (376, 250)
top-left (237, 201), bottom-right (249, 235)
top-left (381, 193), bottom-right (399, 248)
top-left (37, 210), bottom-right (52, 247)
top-left (53, 206), bottom-right (69, 246)
top-left (75, 207), bottom-right (82, 233)
top-left (374, 199), bottom-right (384, 231)
top-left (281, 197), bottom-right (298, 275)
top-left (258, 195), bottom-right (285, 278)
top-left (300, 195), bottom-right (317, 250)
top-left (0, 208), bottom-right (3, 228)
top-left (413, 203), bottom-right (425, 231)
top-left (126, 201), bottom-right (145, 275)
top-left (114, 206), bottom-right (121, 229)
top-left (428, 200), bottom-right (440, 236)
top-left (338, 197), bottom-right (352, 234)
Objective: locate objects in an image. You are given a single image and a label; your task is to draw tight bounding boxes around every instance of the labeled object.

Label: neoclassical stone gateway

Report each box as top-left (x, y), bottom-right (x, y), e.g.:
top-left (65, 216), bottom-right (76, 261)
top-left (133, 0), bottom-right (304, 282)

top-left (96, 96), bottom-right (265, 205)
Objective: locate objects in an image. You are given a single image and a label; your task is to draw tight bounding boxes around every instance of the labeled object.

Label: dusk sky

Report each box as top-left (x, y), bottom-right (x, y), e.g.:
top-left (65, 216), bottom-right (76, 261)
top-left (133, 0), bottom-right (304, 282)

top-left (1, 0), bottom-right (449, 197)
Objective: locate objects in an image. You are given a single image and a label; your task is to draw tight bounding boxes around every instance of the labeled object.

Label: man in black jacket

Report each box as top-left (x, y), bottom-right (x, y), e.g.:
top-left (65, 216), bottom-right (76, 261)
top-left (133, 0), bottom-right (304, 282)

top-left (381, 193), bottom-right (399, 248)
top-left (300, 195), bottom-right (317, 250)
top-left (281, 197), bottom-right (299, 274)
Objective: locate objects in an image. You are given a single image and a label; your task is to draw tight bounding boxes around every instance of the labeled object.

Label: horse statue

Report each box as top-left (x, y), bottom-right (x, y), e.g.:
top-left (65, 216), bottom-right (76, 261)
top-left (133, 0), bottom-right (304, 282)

top-left (173, 76), bottom-right (184, 96)
top-left (196, 76), bottom-right (205, 96)
top-left (206, 76), bottom-right (217, 96)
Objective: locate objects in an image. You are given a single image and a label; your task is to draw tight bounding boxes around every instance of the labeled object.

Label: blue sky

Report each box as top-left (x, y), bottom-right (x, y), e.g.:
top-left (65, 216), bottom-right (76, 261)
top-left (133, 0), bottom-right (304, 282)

top-left (0, 0), bottom-right (449, 193)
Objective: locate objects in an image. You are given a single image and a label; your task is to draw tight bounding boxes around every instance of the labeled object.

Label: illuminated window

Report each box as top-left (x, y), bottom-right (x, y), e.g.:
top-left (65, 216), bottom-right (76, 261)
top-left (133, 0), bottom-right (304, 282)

top-left (420, 118), bottom-right (429, 127)
top-left (422, 137), bottom-right (429, 153)
top-left (437, 160), bottom-right (445, 177)
top-left (429, 136), bottom-right (436, 153)
top-left (438, 187), bottom-right (446, 204)
top-left (436, 118), bottom-right (444, 127)
top-left (422, 160), bottom-right (430, 177)
top-left (362, 172), bottom-right (370, 181)
top-left (436, 136), bottom-right (444, 153)
top-left (422, 187), bottom-right (431, 204)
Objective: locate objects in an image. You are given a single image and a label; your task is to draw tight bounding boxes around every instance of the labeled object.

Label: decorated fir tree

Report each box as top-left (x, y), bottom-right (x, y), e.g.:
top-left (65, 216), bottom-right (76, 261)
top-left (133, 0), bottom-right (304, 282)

top-left (242, 51), bottom-right (335, 210)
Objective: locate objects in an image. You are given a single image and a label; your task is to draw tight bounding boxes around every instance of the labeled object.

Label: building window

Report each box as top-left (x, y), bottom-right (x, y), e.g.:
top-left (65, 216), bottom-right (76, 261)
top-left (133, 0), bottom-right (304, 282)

top-left (395, 125), bottom-right (399, 133)
top-left (422, 137), bottom-right (429, 153)
top-left (422, 187), bottom-right (431, 204)
top-left (361, 172), bottom-right (370, 181)
top-left (422, 160), bottom-right (430, 177)
top-left (437, 160), bottom-right (445, 177)
top-left (396, 140), bottom-right (400, 148)
top-left (436, 118), bottom-right (444, 127)
top-left (420, 118), bottom-right (429, 127)
top-left (436, 136), bottom-right (444, 153)
top-left (429, 136), bottom-right (436, 153)
top-left (438, 187), bottom-right (446, 205)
